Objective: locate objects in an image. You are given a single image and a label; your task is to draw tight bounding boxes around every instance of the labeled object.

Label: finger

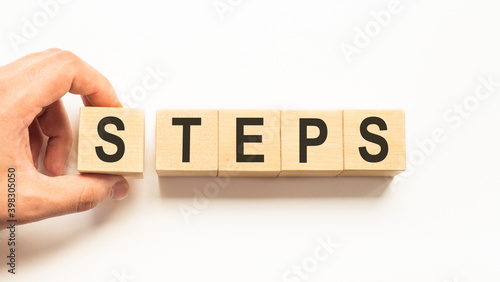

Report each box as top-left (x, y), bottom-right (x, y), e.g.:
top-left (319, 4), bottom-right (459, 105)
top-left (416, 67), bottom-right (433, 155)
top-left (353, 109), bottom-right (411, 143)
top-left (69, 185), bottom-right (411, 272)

top-left (37, 100), bottom-right (73, 176)
top-left (18, 173), bottom-right (129, 225)
top-left (28, 119), bottom-right (44, 169)
top-left (1, 48), bottom-right (62, 72)
top-left (81, 95), bottom-right (92, 106)
top-left (47, 50), bottom-right (122, 107)
top-left (15, 50), bottom-right (122, 120)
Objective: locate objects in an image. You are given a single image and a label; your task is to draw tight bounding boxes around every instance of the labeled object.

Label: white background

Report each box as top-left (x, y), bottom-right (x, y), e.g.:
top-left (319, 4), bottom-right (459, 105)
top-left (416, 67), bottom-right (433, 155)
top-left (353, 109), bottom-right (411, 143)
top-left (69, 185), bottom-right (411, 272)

top-left (1, 1), bottom-right (500, 281)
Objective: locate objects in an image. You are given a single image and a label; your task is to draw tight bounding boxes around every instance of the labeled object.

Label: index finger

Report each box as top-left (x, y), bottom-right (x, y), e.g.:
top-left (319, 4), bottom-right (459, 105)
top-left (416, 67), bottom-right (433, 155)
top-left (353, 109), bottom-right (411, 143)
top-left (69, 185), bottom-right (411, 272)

top-left (15, 50), bottom-right (122, 119)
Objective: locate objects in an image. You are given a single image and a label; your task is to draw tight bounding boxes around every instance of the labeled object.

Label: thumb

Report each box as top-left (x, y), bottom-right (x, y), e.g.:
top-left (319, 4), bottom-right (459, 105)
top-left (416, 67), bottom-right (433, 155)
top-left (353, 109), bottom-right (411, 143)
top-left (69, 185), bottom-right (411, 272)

top-left (50, 174), bottom-right (130, 213)
top-left (19, 173), bottom-right (129, 225)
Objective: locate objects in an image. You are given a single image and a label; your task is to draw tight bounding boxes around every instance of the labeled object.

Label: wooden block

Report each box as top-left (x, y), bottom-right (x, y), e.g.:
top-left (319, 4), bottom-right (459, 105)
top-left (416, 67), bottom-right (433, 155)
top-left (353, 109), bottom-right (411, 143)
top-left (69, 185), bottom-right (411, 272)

top-left (340, 110), bottom-right (405, 176)
top-left (218, 110), bottom-right (280, 177)
top-left (279, 110), bottom-right (343, 177)
top-left (156, 110), bottom-right (218, 176)
top-left (77, 107), bottom-right (144, 176)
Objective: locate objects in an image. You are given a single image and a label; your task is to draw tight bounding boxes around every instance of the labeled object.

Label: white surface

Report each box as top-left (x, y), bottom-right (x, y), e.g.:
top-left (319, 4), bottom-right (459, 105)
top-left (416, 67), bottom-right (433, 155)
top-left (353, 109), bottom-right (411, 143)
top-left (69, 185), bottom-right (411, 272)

top-left (1, 1), bottom-right (500, 281)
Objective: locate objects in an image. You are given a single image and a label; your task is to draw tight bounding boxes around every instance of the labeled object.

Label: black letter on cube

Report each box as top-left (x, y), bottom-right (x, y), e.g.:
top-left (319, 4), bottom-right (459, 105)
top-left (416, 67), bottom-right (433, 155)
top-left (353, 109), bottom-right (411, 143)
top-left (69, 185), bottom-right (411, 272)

top-left (236, 118), bottom-right (264, 163)
top-left (358, 116), bottom-right (389, 163)
top-left (299, 118), bottom-right (328, 163)
top-left (95, 116), bottom-right (125, 163)
top-left (172, 117), bottom-right (202, 163)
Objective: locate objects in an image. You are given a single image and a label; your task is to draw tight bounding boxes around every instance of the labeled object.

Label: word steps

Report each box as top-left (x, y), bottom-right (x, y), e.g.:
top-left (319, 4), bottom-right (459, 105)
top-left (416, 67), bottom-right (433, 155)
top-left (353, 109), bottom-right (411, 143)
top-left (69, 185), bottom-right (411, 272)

top-left (77, 108), bottom-right (406, 177)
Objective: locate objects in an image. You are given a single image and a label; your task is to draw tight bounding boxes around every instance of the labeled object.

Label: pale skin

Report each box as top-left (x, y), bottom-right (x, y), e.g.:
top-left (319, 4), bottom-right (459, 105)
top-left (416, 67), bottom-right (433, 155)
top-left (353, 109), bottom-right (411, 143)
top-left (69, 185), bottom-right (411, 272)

top-left (0, 49), bottom-right (130, 229)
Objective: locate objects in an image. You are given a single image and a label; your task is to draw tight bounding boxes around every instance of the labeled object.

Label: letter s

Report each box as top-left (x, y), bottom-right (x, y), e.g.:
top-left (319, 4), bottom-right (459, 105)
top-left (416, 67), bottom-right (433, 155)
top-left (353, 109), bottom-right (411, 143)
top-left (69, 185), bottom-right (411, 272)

top-left (359, 116), bottom-right (388, 163)
top-left (95, 116), bottom-right (125, 163)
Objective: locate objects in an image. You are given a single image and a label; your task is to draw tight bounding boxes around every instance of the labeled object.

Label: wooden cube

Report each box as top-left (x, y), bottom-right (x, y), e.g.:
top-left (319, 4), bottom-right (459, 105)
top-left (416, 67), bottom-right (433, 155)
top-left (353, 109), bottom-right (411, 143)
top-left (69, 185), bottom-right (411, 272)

top-left (279, 110), bottom-right (343, 177)
top-left (340, 110), bottom-right (405, 176)
top-left (218, 110), bottom-right (281, 177)
top-left (156, 110), bottom-right (218, 176)
top-left (77, 107), bottom-right (144, 176)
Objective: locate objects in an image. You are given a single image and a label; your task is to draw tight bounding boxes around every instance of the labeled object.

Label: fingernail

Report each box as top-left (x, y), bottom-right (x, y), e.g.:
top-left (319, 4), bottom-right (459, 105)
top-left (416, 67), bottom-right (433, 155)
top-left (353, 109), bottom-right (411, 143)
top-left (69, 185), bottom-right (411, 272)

top-left (111, 181), bottom-right (130, 200)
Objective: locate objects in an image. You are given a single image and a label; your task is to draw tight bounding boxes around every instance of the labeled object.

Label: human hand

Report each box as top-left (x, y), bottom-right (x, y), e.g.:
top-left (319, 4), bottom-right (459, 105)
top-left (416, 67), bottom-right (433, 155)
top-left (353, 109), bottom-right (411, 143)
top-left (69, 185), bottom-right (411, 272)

top-left (0, 49), bottom-right (130, 229)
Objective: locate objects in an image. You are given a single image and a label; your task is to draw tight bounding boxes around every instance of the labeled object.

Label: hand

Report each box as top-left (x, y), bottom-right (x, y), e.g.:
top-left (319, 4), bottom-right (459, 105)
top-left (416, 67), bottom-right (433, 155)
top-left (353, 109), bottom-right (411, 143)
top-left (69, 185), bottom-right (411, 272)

top-left (0, 49), bottom-right (130, 229)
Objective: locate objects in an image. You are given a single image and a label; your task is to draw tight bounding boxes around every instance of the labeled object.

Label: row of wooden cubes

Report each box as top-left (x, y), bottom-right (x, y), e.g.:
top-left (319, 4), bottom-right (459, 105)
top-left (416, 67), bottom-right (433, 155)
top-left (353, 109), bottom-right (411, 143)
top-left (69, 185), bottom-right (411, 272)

top-left (77, 108), bottom-right (405, 177)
